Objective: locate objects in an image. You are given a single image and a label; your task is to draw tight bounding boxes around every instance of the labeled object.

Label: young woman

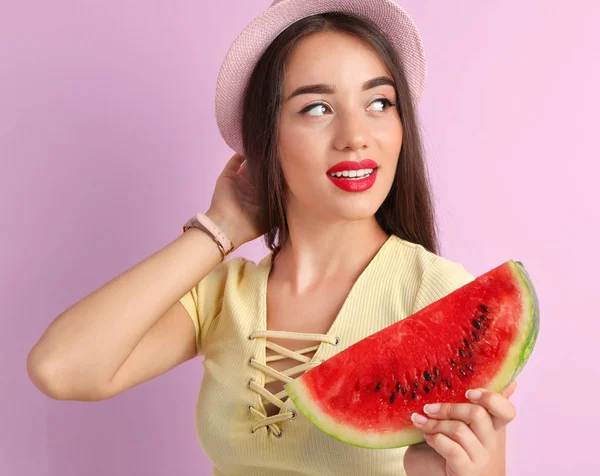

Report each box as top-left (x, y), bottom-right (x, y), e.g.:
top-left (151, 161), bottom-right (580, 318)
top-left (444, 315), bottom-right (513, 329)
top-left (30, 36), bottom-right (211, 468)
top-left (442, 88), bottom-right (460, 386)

top-left (27, 1), bottom-right (517, 475)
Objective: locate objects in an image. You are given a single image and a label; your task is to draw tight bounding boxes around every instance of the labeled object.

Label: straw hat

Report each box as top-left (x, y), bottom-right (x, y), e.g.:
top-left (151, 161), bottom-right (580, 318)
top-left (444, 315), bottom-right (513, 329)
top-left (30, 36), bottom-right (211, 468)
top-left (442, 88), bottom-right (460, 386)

top-left (215, 0), bottom-right (426, 155)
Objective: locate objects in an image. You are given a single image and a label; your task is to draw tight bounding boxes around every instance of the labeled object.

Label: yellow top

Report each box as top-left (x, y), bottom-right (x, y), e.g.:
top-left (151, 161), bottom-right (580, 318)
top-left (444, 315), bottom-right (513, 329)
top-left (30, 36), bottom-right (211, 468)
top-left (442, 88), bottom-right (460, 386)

top-left (179, 234), bottom-right (475, 476)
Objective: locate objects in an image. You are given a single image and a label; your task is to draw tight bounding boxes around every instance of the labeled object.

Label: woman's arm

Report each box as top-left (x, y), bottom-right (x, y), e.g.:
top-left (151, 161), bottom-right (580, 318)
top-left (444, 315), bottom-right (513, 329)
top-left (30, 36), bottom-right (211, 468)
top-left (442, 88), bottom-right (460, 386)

top-left (26, 210), bottom-right (238, 401)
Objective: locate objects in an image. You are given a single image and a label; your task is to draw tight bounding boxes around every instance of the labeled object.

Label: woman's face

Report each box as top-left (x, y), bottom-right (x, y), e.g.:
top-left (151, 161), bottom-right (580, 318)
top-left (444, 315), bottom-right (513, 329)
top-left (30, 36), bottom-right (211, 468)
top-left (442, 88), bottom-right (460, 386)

top-left (278, 30), bottom-right (403, 223)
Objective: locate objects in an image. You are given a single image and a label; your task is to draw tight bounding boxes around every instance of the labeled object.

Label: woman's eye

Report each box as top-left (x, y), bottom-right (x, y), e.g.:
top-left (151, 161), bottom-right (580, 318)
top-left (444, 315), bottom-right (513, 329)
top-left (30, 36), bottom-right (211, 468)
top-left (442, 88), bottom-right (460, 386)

top-left (300, 98), bottom-right (396, 117)
top-left (370, 98), bottom-right (396, 112)
top-left (301, 103), bottom-right (330, 117)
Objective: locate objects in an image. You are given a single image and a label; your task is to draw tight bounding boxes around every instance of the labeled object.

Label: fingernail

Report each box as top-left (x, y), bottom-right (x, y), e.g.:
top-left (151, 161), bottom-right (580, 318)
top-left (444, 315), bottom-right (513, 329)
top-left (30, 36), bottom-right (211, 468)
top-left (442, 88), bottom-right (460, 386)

top-left (466, 389), bottom-right (482, 401)
top-left (411, 413), bottom-right (428, 425)
top-left (424, 403), bottom-right (440, 414)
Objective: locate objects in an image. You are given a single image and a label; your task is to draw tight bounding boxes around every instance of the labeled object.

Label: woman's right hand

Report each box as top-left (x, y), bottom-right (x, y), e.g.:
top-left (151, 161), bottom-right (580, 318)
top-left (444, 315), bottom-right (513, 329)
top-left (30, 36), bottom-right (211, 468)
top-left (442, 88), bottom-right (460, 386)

top-left (205, 153), bottom-right (267, 249)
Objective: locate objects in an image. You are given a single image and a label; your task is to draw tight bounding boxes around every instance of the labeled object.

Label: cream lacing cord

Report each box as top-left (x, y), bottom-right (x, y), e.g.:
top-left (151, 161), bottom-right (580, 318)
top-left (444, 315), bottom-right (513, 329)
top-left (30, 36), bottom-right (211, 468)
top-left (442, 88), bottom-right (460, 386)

top-left (247, 330), bottom-right (339, 437)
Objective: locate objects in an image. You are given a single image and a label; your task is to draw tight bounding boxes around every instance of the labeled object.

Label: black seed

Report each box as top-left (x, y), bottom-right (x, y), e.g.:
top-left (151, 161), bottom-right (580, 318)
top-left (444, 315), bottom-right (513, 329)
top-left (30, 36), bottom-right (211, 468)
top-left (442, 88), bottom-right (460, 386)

top-left (390, 393), bottom-right (396, 404)
top-left (424, 386), bottom-right (431, 394)
top-left (375, 382), bottom-right (381, 392)
top-left (460, 369), bottom-right (467, 377)
top-left (450, 360), bottom-right (457, 367)
top-left (431, 379), bottom-right (436, 386)
top-left (423, 371), bottom-right (432, 381)
top-left (466, 364), bottom-right (474, 372)
top-left (463, 339), bottom-right (470, 349)
top-left (414, 381), bottom-right (418, 389)
top-left (401, 387), bottom-right (408, 396)
top-left (467, 351), bottom-right (473, 358)
top-left (480, 304), bottom-right (488, 312)
top-left (479, 314), bottom-right (487, 321)
top-left (396, 382), bottom-right (401, 392)
top-left (411, 390), bottom-right (417, 399)
top-left (472, 319), bottom-right (481, 329)
top-left (445, 379), bottom-right (452, 388)
top-left (434, 367), bottom-right (440, 377)
top-left (459, 348), bottom-right (466, 358)
top-left (472, 330), bottom-right (480, 340)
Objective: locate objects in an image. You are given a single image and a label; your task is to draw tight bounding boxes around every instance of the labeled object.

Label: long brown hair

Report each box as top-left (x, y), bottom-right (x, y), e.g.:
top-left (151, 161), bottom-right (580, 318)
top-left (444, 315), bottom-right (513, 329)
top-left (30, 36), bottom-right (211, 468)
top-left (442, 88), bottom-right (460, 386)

top-left (241, 12), bottom-right (439, 255)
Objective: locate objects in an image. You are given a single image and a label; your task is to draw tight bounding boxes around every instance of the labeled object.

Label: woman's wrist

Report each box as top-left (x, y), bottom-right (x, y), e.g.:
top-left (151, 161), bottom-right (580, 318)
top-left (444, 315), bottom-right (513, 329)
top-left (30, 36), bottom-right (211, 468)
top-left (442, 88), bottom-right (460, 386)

top-left (205, 208), bottom-right (245, 250)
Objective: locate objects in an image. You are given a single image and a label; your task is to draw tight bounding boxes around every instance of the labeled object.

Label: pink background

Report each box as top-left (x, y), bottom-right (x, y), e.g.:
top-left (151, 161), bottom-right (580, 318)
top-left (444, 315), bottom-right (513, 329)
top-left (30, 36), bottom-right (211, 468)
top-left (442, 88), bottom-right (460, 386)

top-left (2, 0), bottom-right (597, 474)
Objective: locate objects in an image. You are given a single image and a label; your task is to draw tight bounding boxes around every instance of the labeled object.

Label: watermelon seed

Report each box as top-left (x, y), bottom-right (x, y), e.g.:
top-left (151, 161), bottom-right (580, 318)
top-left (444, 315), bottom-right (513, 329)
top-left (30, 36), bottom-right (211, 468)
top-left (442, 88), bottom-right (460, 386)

top-left (472, 331), bottom-right (480, 340)
top-left (423, 371), bottom-right (432, 381)
top-left (460, 369), bottom-right (467, 377)
top-left (445, 379), bottom-right (452, 388)
top-left (411, 390), bottom-right (417, 399)
top-left (450, 360), bottom-right (457, 367)
top-left (479, 314), bottom-right (488, 321)
top-left (466, 364), bottom-right (474, 372)
top-left (396, 382), bottom-right (401, 392)
top-left (480, 304), bottom-right (489, 312)
top-left (375, 382), bottom-right (381, 392)
top-left (434, 367), bottom-right (440, 377)
top-left (459, 348), bottom-right (466, 358)
top-left (467, 351), bottom-right (473, 358)
top-left (424, 386), bottom-right (431, 394)
top-left (431, 379), bottom-right (436, 386)
top-left (472, 319), bottom-right (481, 329)
top-left (413, 381), bottom-right (418, 389)
top-left (463, 339), bottom-right (470, 348)
top-left (390, 393), bottom-right (396, 404)
top-left (401, 387), bottom-right (408, 396)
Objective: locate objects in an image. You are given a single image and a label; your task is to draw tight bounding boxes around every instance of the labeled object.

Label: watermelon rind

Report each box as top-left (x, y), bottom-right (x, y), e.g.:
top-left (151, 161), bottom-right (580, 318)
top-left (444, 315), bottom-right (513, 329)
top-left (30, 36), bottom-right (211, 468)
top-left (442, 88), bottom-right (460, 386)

top-left (506, 261), bottom-right (540, 386)
top-left (484, 260), bottom-right (540, 395)
top-left (285, 259), bottom-right (540, 448)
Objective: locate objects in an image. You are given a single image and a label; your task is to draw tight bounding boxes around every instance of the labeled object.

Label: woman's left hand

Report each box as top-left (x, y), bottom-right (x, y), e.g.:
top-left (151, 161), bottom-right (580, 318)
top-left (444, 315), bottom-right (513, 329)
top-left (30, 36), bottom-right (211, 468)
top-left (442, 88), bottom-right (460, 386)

top-left (403, 381), bottom-right (517, 476)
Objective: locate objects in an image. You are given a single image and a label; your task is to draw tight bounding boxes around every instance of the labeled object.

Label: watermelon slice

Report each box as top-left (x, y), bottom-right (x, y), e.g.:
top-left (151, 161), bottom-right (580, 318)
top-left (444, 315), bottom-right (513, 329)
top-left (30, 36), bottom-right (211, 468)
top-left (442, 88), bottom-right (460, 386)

top-left (284, 260), bottom-right (539, 449)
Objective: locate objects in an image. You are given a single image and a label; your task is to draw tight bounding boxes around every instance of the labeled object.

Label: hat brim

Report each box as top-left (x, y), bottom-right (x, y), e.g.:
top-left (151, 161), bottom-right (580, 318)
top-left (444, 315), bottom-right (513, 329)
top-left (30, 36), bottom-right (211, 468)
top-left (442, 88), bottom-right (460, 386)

top-left (215, 0), bottom-right (426, 155)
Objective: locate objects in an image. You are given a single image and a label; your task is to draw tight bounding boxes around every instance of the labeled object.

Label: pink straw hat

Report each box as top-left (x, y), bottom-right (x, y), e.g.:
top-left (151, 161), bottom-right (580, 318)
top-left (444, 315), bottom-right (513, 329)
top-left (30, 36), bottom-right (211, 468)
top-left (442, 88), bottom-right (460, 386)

top-left (215, 0), bottom-right (427, 156)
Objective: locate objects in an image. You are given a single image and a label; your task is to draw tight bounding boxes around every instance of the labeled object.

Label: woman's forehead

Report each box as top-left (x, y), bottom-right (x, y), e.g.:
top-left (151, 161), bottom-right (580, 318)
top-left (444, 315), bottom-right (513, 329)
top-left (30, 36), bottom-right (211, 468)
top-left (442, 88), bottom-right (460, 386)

top-left (282, 32), bottom-right (391, 93)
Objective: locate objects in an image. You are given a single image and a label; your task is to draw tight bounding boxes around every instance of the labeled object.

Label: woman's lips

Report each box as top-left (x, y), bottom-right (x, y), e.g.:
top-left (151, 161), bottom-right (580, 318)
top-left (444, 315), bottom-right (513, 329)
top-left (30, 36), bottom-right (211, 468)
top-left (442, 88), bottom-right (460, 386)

top-left (327, 167), bottom-right (378, 192)
top-left (326, 158), bottom-right (378, 192)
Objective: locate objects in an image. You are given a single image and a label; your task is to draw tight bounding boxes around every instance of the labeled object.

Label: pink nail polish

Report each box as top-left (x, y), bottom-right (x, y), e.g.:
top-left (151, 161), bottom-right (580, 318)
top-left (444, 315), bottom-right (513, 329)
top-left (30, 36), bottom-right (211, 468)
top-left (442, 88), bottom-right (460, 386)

top-left (466, 389), bottom-right (482, 401)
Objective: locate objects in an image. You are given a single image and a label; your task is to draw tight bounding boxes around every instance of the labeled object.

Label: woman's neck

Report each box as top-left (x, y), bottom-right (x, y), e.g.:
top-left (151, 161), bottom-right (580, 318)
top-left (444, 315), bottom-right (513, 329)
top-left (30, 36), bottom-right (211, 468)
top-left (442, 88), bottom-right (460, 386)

top-left (271, 215), bottom-right (390, 294)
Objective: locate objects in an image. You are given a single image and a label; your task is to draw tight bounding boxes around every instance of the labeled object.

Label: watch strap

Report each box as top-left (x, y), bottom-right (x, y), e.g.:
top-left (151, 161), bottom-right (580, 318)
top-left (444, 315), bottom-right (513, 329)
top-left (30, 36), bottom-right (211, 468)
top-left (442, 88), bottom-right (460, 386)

top-left (182, 212), bottom-right (234, 261)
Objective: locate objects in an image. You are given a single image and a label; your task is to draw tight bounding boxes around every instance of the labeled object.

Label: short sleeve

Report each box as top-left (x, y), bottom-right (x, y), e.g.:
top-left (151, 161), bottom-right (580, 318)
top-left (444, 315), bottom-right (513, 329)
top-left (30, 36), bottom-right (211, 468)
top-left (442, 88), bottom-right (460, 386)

top-left (412, 257), bottom-right (476, 314)
top-left (179, 258), bottom-right (239, 356)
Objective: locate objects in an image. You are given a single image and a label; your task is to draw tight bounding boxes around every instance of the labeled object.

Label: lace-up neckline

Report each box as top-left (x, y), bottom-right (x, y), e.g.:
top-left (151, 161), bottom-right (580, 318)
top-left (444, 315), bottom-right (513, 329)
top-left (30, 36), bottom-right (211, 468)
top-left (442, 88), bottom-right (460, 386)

top-left (247, 330), bottom-right (338, 437)
top-left (247, 235), bottom-right (393, 438)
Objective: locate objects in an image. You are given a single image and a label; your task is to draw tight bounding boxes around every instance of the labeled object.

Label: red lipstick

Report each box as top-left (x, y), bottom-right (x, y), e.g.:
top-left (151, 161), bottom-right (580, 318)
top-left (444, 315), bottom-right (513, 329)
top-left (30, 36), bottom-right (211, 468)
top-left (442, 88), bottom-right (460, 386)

top-left (326, 159), bottom-right (378, 193)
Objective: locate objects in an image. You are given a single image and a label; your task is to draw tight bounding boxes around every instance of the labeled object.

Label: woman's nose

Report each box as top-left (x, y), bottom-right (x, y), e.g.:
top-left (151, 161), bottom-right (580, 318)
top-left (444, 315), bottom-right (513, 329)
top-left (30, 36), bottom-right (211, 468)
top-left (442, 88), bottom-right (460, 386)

top-left (332, 111), bottom-right (369, 151)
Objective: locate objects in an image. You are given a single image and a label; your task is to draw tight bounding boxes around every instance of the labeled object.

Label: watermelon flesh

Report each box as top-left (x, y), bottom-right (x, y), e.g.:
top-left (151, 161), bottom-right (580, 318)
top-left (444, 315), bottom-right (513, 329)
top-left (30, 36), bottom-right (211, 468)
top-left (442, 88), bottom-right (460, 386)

top-left (284, 260), bottom-right (539, 448)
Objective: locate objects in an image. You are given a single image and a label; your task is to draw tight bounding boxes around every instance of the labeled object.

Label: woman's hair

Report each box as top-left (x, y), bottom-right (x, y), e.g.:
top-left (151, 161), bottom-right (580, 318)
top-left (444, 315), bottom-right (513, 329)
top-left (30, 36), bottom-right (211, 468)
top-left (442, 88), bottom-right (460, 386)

top-left (241, 12), bottom-right (439, 255)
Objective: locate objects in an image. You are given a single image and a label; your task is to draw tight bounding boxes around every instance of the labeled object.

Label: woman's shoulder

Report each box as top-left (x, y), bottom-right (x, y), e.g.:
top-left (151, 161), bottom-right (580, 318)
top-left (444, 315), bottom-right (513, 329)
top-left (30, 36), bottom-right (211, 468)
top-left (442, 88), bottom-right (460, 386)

top-left (387, 234), bottom-right (472, 277)
top-left (209, 252), bottom-right (274, 289)
top-left (208, 254), bottom-right (263, 282)
top-left (386, 234), bottom-right (475, 312)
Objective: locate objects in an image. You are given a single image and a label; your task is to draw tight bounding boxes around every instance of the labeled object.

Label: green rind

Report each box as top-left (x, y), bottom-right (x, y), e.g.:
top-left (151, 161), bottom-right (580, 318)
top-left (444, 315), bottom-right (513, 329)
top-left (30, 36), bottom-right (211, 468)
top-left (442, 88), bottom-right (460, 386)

top-left (461, 260), bottom-right (540, 395)
top-left (506, 261), bottom-right (540, 386)
top-left (285, 259), bottom-right (540, 448)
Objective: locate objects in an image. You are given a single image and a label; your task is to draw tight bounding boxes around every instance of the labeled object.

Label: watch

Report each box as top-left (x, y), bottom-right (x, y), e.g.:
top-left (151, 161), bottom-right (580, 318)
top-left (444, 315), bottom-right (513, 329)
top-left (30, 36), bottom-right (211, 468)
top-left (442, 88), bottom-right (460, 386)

top-left (182, 212), bottom-right (234, 261)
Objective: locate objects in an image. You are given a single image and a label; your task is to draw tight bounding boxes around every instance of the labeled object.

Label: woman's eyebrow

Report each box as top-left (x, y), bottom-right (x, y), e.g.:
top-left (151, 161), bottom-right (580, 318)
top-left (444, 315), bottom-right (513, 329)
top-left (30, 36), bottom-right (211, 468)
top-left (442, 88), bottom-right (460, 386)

top-left (284, 76), bottom-right (395, 103)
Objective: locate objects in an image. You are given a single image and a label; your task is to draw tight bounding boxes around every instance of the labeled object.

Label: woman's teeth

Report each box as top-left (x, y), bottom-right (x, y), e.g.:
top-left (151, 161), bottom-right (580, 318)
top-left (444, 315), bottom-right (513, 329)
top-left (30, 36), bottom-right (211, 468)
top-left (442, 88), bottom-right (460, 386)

top-left (328, 168), bottom-right (374, 180)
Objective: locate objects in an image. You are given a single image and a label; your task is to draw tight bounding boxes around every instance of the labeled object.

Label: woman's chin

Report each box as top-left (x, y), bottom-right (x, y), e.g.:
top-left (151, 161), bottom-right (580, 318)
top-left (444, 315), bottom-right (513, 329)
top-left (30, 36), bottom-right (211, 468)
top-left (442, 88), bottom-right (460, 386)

top-left (327, 202), bottom-right (382, 222)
